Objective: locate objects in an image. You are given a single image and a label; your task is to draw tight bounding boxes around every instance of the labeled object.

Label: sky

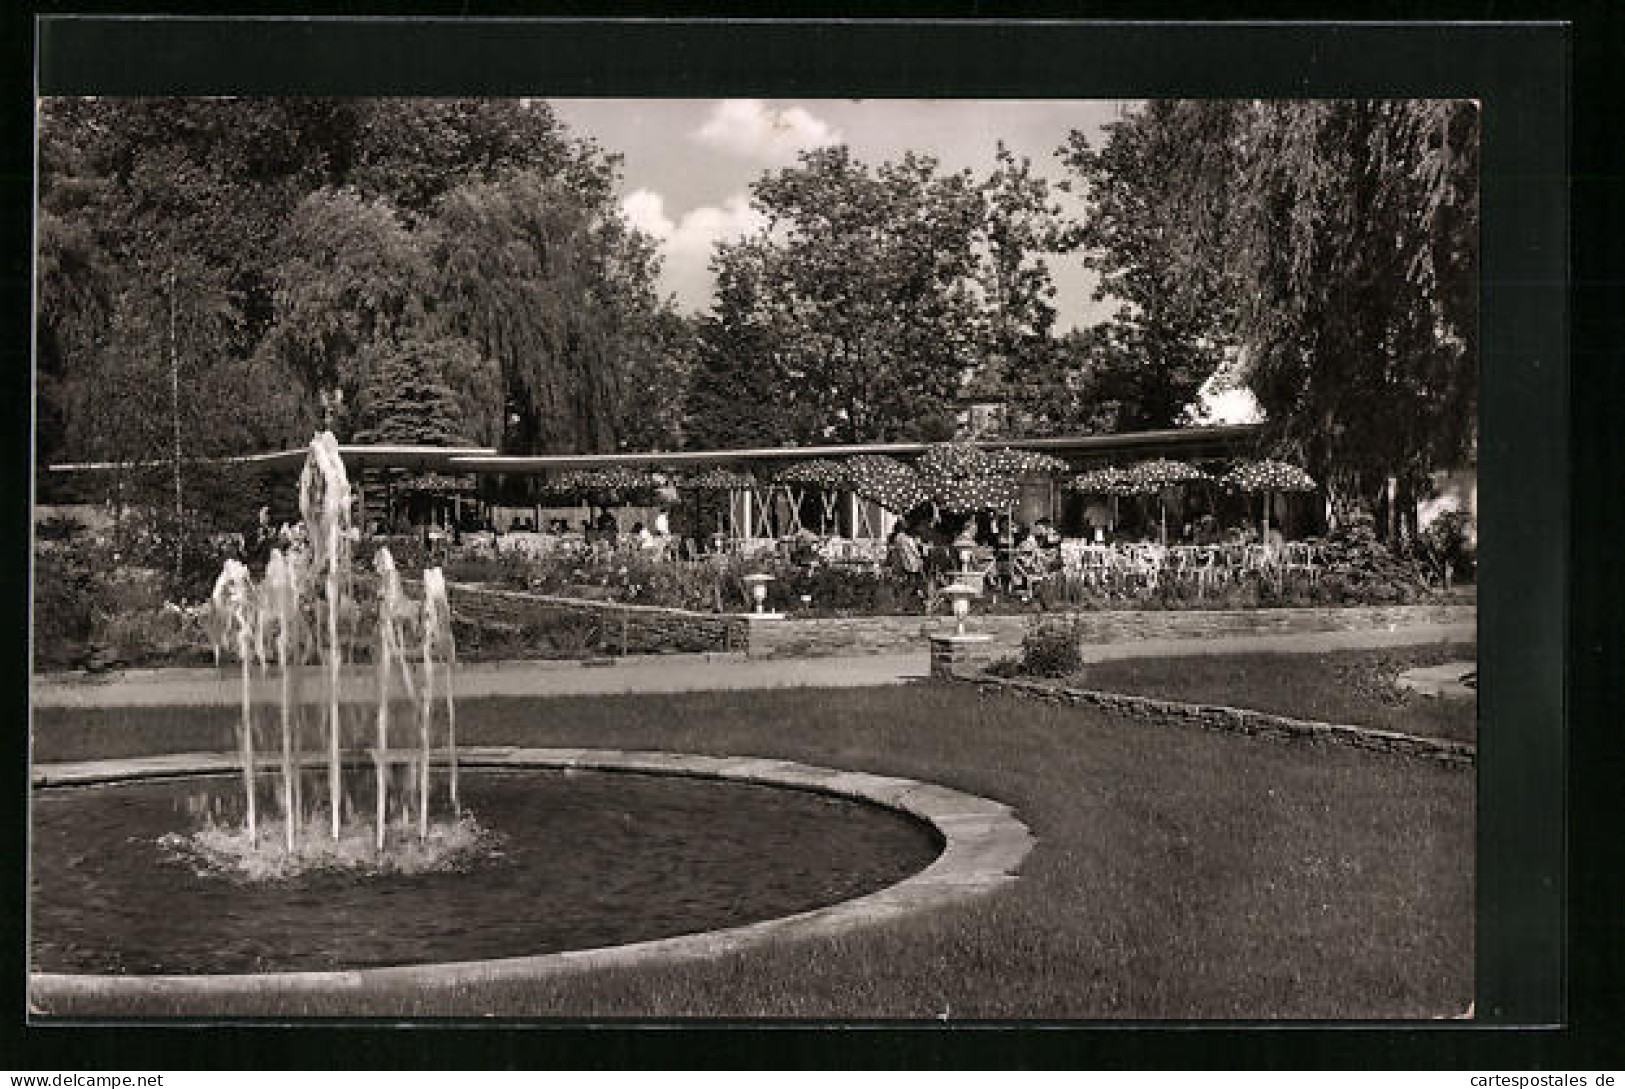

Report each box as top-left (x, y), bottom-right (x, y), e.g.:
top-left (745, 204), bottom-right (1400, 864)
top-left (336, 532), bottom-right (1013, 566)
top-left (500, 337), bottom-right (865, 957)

top-left (549, 98), bottom-right (1130, 332)
top-left (548, 98), bottom-right (1259, 423)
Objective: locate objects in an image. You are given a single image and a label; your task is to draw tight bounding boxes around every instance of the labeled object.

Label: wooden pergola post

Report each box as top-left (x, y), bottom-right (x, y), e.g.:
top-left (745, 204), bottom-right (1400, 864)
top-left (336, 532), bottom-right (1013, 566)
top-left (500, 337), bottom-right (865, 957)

top-left (754, 483), bottom-right (775, 538)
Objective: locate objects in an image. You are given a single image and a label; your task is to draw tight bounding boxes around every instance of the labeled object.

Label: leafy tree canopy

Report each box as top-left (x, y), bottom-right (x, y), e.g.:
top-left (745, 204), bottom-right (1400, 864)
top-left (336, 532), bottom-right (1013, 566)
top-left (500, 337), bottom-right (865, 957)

top-left (688, 145), bottom-right (1075, 448)
top-left (1058, 99), bottom-right (1478, 529)
top-left (36, 96), bottom-right (679, 493)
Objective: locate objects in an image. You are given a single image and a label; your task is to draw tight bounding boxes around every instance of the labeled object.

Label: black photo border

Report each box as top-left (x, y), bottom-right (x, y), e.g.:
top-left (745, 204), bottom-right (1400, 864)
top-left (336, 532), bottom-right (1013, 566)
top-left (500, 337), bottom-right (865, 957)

top-left (6, 11), bottom-right (1599, 1072)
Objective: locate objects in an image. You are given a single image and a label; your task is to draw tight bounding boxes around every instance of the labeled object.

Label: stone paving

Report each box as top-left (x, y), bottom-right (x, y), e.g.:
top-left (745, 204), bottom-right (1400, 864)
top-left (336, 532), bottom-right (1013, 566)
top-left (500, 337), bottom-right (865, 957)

top-left (33, 603), bottom-right (1473, 709)
top-left (1396, 660), bottom-right (1478, 700)
top-left (31, 652), bottom-right (926, 709)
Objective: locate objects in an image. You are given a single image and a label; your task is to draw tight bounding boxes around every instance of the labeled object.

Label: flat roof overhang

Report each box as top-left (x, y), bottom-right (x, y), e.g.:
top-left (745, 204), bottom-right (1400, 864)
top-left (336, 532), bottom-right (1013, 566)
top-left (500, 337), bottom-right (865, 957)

top-left (46, 444), bottom-right (500, 476)
top-left (45, 425), bottom-right (1264, 478)
top-left (448, 425), bottom-right (1265, 473)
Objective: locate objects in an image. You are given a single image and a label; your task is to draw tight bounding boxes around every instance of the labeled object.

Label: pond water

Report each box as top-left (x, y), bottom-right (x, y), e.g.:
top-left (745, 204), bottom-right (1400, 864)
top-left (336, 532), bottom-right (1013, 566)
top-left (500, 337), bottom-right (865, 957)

top-left (31, 768), bottom-right (941, 975)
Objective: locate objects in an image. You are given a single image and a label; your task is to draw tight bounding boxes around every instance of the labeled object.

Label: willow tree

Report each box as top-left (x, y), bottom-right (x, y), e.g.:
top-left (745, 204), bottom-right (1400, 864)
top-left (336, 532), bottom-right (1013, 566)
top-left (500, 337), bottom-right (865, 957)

top-left (1231, 100), bottom-right (1479, 530)
top-left (1059, 99), bottom-right (1479, 536)
top-left (426, 169), bottom-right (669, 454)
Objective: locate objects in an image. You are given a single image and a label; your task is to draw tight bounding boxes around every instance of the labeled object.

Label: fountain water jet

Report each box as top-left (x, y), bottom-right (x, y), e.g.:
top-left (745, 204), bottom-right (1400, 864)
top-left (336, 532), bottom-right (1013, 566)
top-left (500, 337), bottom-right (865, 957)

top-left (208, 559), bottom-right (258, 847)
top-left (298, 432), bottom-right (351, 842)
top-left (199, 431), bottom-right (466, 872)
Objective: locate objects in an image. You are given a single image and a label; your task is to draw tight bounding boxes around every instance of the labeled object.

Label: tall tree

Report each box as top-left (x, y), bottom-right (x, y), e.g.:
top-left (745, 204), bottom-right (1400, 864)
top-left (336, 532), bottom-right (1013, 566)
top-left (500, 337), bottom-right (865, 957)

top-left (256, 186), bottom-right (430, 408)
top-left (350, 337), bottom-right (499, 447)
top-left (1059, 101), bottom-right (1245, 430)
top-left (684, 239), bottom-right (824, 450)
top-left (1059, 99), bottom-right (1478, 534)
top-left (347, 98), bottom-right (603, 224)
top-left (36, 97), bottom-right (359, 474)
top-left (694, 147), bottom-right (986, 445)
top-left (1230, 100), bottom-right (1479, 525)
top-left (615, 309), bottom-right (701, 452)
top-left (425, 168), bottom-right (669, 454)
top-left (973, 144), bottom-right (1079, 436)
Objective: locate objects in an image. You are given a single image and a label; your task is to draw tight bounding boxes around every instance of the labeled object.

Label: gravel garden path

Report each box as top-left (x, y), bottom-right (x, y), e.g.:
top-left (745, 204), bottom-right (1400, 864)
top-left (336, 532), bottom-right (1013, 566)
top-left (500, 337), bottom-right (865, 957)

top-left (34, 612), bottom-right (1473, 709)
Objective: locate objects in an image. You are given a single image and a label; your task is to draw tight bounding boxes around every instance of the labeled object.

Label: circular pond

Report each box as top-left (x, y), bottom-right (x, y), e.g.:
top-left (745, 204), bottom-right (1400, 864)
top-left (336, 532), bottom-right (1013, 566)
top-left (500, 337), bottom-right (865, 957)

top-left (31, 767), bottom-right (942, 975)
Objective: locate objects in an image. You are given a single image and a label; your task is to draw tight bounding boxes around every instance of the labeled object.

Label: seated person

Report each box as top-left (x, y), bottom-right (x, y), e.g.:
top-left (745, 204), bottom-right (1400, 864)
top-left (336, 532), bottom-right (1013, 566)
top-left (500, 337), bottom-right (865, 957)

top-left (1010, 529), bottom-right (1049, 592)
top-left (789, 528), bottom-right (821, 565)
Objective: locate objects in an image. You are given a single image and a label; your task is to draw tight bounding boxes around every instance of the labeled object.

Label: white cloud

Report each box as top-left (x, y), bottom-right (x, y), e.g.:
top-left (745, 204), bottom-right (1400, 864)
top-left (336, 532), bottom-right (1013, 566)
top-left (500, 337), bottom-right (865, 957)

top-left (622, 189), bottom-right (767, 312)
top-left (694, 99), bottom-right (842, 163)
top-left (622, 188), bottom-right (676, 240)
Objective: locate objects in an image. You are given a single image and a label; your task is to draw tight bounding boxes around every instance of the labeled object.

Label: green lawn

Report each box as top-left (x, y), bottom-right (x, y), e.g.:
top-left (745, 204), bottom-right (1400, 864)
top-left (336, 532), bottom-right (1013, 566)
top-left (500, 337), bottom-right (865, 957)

top-left (30, 684), bottom-right (1473, 1020)
top-left (1075, 643), bottom-right (1477, 743)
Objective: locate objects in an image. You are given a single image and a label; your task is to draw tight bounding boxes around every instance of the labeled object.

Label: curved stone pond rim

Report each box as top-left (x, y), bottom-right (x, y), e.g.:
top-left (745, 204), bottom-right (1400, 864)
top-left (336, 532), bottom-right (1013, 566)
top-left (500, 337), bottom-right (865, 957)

top-left (30, 748), bottom-right (1035, 1001)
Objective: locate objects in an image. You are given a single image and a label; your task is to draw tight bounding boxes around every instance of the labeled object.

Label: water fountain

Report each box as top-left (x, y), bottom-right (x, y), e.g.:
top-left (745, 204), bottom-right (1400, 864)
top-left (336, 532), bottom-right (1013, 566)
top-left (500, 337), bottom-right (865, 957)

top-left (193, 430), bottom-right (466, 874)
top-left (29, 431), bottom-right (1021, 990)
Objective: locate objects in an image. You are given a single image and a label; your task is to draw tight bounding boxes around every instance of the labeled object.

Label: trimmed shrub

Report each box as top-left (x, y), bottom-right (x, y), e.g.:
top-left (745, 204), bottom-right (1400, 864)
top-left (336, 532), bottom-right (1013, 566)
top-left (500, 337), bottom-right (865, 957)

top-left (33, 551), bottom-right (98, 670)
top-left (1019, 618), bottom-right (1086, 678)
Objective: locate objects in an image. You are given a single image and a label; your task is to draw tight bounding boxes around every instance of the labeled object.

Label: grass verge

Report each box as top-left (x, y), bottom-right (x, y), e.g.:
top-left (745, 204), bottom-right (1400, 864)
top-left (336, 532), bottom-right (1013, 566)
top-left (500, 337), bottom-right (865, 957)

top-left (31, 684), bottom-right (1473, 1020)
top-left (1068, 643), bottom-right (1477, 744)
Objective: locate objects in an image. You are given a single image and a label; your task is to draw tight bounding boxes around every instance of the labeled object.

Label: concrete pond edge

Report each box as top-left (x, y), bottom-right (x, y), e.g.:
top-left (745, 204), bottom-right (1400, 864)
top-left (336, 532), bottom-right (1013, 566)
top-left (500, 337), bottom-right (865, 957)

top-left (29, 748), bottom-right (1034, 1003)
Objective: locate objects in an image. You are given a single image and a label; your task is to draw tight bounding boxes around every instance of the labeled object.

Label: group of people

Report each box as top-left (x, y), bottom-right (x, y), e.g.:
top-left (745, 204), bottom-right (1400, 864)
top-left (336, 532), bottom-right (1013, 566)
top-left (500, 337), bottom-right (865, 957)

top-left (578, 507), bottom-right (672, 551)
top-left (886, 514), bottom-right (1065, 588)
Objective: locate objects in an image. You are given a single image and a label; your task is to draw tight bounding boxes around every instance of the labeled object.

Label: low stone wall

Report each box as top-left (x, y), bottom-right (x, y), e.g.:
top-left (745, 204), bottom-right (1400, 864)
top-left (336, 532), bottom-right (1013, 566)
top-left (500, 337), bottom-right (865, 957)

top-left (946, 668), bottom-right (1475, 767)
top-left (443, 583), bottom-right (750, 657)
top-left (749, 604), bottom-right (1477, 659)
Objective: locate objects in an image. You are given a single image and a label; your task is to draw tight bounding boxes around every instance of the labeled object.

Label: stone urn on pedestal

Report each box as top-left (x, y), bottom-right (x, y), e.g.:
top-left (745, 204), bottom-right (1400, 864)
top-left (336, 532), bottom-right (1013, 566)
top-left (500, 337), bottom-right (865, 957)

top-left (741, 572), bottom-right (782, 620)
top-left (929, 581), bottom-right (993, 679)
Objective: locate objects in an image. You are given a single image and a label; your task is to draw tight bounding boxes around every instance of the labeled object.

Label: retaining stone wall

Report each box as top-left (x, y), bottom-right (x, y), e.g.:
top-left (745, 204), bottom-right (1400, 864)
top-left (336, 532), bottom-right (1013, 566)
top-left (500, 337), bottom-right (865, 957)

top-left (444, 583), bottom-right (750, 657)
top-left (945, 669), bottom-right (1475, 766)
top-left (749, 604), bottom-right (1476, 659)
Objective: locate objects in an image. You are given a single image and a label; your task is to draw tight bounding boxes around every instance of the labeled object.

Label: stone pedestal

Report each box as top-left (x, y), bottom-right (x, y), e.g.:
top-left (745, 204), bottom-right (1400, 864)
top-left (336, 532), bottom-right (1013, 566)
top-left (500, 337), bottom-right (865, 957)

top-left (928, 633), bottom-right (994, 679)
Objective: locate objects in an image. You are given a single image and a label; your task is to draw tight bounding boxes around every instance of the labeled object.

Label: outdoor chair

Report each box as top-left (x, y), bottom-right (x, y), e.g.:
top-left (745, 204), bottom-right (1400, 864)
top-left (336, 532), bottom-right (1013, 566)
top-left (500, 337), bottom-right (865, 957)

top-left (1245, 543), bottom-right (1285, 587)
top-left (1121, 543), bottom-right (1164, 591)
top-left (962, 546), bottom-right (1000, 591)
top-left (1281, 541), bottom-right (1321, 584)
top-left (1064, 543), bottom-right (1115, 589)
top-left (1010, 547), bottom-right (1053, 599)
top-left (1169, 544), bottom-right (1220, 597)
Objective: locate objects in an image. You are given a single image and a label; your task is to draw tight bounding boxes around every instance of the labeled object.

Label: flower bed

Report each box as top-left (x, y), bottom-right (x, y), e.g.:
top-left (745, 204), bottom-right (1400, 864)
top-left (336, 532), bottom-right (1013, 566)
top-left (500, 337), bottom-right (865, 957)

top-left (32, 506), bottom-right (1458, 673)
